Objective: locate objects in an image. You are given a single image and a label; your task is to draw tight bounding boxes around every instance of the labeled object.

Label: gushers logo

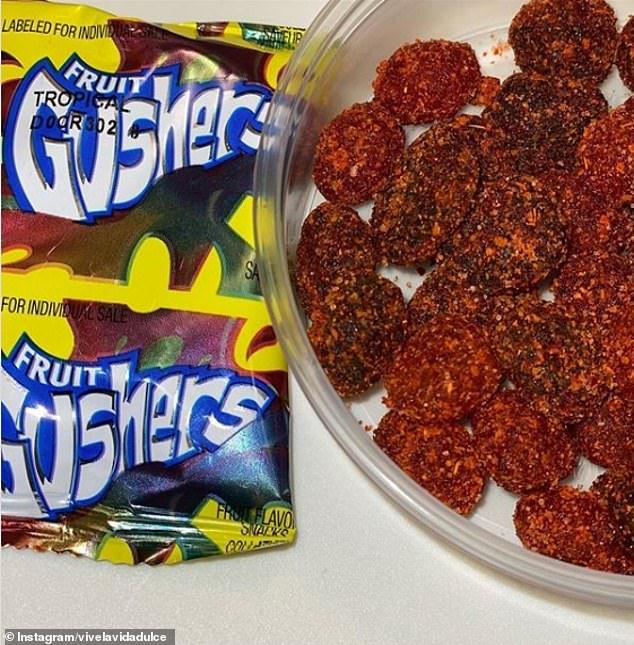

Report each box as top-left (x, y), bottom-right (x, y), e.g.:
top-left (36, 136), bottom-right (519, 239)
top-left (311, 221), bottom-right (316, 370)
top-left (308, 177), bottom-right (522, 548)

top-left (3, 55), bottom-right (272, 222)
top-left (1, 339), bottom-right (276, 519)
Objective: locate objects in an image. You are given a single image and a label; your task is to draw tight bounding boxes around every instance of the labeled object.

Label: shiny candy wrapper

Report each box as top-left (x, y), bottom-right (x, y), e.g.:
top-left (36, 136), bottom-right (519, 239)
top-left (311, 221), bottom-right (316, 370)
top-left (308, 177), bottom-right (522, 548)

top-left (1, 0), bottom-right (302, 564)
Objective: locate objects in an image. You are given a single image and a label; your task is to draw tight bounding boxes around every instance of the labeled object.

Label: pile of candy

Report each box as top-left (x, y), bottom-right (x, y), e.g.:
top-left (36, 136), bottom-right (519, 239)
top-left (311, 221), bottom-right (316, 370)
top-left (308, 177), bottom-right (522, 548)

top-left (296, 0), bottom-right (633, 574)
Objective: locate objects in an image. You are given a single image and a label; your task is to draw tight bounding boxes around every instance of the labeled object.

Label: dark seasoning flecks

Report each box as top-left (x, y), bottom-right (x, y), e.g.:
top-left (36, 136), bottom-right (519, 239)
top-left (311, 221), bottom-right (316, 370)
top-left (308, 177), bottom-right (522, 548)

top-left (295, 0), bottom-right (634, 573)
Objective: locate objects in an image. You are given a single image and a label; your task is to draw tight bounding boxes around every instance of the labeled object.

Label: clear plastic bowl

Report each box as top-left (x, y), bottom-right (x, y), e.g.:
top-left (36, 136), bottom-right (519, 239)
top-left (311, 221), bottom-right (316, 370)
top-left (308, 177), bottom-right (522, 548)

top-left (254, 0), bottom-right (634, 606)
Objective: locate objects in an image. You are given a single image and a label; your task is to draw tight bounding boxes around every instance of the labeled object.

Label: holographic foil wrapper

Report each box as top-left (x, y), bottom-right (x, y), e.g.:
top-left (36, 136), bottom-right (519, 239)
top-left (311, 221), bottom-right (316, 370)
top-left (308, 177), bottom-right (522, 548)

top-left (1, 1), bottom-right (302, 564)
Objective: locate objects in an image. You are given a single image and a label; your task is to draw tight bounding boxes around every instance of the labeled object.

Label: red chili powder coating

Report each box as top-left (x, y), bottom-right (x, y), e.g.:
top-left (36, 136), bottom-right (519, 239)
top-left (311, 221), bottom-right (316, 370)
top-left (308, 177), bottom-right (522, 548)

top-left (384, 314), bottom-right (501, 423)
top-left (474, 76), bottom-right (502, 108)
top-left (552, 251), bottom-right (633, 331)
top-left (605, 302), bottom-right (634, 401)
top-left (536, 169), bottom-right (579, 229)
top-left (617, 205), bottom-right (634, 268)
top-left (472, 390), bottom-right (577, 495)
top-left (298, 13), bottom-right (634, 572)
top-left (577, 98), bottom-right (634, 210)
top-left (616, 16), bottom-right (634, 92)
top-left (509, 0), bottom-right (618, 83)
top-left (373, 39), bottom-right (482, 125)
top-left (446, 175), bottom-right (567, 294)
top-left (295, 201), bottom-right (377, 315)
top-left (371, 118), bottom-right (481, 266)
top-left (569, 195), bottom-right (634, 257)
top-left (592, 470), bottom-right (634, 556)
top-left (575, 394), bottom-right (634, 471)
top-left (406, 260), bottom-right (492, 330)
top-left (482, 293), bottom-right (544, 373)
top-left (464, 171), bottom-right (567, 248)
top-left (486, 298), bottom-right (610, 423)
top-left (514, 486), bottom-right (633, 574)
top-left (308, 274), bottom-right (406, 399)
top-left (482, 73), bottom-right (608, 176)
top-left (313, 101), bottom-right (405, 206)
top-left (374, 411), bottom-right (487, 516)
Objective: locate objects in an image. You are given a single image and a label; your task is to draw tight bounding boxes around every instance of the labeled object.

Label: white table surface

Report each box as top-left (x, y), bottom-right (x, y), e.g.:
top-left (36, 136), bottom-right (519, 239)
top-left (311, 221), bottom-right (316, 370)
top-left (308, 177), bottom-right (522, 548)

top-left (2, 1), bottom-right (634, 643)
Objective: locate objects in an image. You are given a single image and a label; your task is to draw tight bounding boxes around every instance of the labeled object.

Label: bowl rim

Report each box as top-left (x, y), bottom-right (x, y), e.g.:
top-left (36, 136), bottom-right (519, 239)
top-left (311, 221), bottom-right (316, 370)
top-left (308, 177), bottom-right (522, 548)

top-left (253, 0), bottom-right (634, 607)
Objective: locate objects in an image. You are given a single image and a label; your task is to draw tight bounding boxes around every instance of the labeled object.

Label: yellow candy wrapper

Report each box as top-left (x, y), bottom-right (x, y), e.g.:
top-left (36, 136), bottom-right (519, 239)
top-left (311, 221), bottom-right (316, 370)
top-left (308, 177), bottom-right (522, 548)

top-left (1, 0), bottom-right (302, 564)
